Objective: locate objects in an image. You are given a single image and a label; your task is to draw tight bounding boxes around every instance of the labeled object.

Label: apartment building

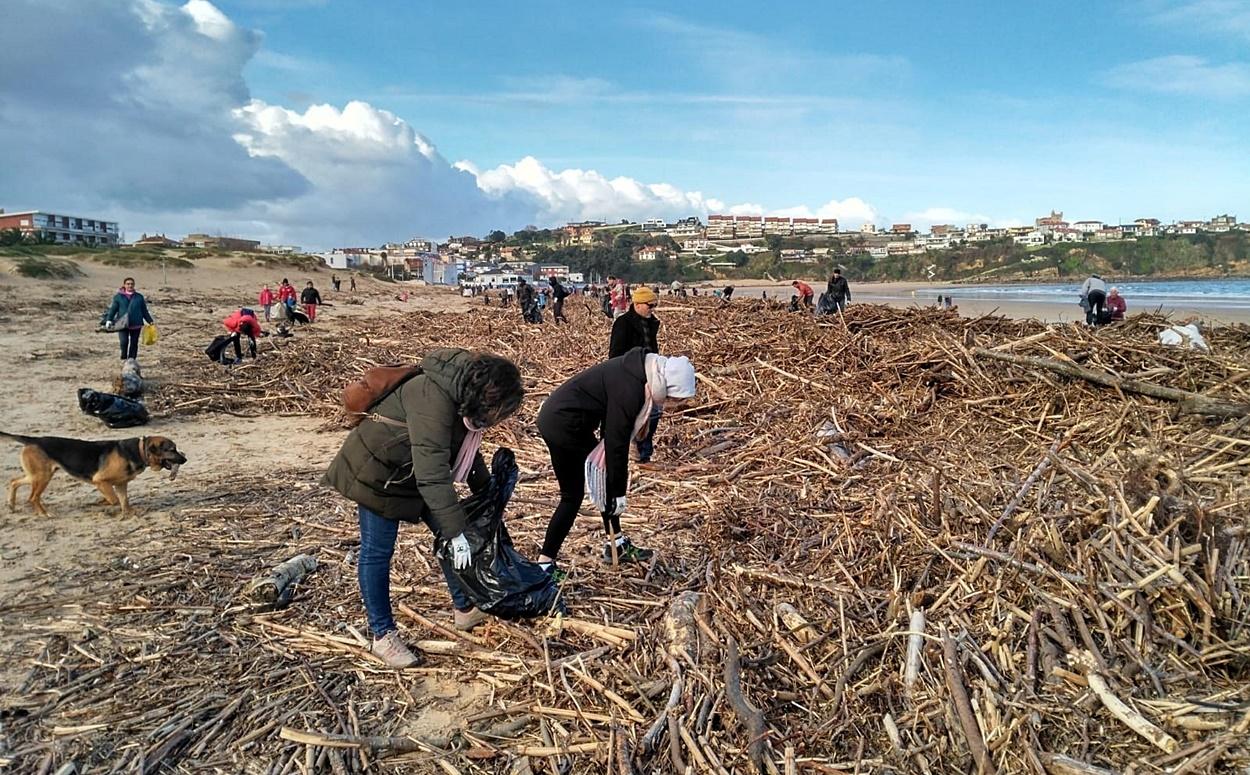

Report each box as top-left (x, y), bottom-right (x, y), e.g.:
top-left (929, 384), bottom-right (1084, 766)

top-left (706, 215), bottom-right (734, 239)
top-left (734, 216), bottom-right (763, 238)
top-left (0, 209), bottom-right (120, 246)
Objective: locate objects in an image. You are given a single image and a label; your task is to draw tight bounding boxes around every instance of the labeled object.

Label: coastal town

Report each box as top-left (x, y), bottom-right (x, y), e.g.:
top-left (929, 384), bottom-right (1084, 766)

top-left (1, 207), bottom-right (1245, 290)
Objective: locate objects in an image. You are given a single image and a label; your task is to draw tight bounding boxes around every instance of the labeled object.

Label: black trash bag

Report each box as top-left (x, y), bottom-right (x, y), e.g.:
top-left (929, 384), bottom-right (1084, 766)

top-left (600, 294), bottom-right (613, 319)
top-left (205, 334), bottom-right (233, 363)
top-left (77, 388), bottom-right (149, 428)
top-left (435, 448), bottom-right (565, 619)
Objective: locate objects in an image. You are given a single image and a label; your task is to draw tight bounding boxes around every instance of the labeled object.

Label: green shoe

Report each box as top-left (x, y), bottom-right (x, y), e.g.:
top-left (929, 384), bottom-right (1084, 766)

top-left (602, 537), bottom-right (654, 565)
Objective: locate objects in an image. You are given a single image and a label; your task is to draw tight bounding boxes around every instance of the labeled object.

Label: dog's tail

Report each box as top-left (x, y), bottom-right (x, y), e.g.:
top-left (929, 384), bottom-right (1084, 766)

top-left (0, 431), bottom-right (38, 445)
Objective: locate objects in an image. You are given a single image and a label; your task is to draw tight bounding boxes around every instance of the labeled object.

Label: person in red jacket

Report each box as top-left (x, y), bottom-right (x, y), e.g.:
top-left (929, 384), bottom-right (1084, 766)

top-left (1107, 287), bottom-right (1127, 321)
top-left (791, 280), bottom-right (814, 309)
top-left (277, 278), bottom-right (297, 306)
top-left (222, 308), bottom-right (263, 362)
top-left (258, 284), bottom-right (276, 321)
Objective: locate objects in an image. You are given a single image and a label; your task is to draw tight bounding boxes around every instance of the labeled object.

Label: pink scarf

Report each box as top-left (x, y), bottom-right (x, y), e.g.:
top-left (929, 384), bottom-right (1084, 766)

top-left (584, 387), bottom-right (653, 511)
top-left (451, 417), bottom-right (485, 483)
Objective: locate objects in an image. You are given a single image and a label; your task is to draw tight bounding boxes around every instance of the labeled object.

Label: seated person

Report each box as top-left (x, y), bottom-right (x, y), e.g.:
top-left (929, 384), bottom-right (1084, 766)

top-left (1107, 287), bottom-right (1126, 321)
top-left (222, 308), bottom-right (263, 362)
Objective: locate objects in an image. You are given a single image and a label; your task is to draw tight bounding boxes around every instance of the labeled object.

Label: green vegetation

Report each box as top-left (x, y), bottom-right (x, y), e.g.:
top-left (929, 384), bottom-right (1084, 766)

top-left (530, 232), bottom-right (1250, 284)
top-left (9, 256), bottom-right (85, 279)
top-left (228, 252), bottom-right (324, 270)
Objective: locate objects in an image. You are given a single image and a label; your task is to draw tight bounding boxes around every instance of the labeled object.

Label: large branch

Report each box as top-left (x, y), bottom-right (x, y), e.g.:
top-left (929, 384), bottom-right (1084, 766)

top-left (973, 348), bottom-right (1249, 418)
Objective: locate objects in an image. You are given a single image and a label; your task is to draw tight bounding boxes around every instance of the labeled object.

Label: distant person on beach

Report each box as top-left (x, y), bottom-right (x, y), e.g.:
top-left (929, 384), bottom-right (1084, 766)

top-left (278, 278), bottom-right (297, 307)
top-left (1080, 274), bottom-right (1108, 325)
top-left (788, 295), bottom-right (801, 312)
top-left (100, 277), bottom-right (154, 361)
top-left (350, 275), bottom-right (357, 292)
top-left (535, 350), bottom-right (696, 577)
top-left (332, 274), bottom-right (341, 292)
top-left (722, 286), bottom-right (735, 301)
top-left (791, 280), bottom-right (814, 309)
top-left (322, 349), bottom-right (525, 666)
top-left (517, 279), bottom-right (541, 323)
top-left (825, 269), bottom-right (851, 313)
top-left (221, 308), bottom-right (263, 363)
top-left (1107, 287), bottom-right (1126, 321)
top-left (301, 281), bottom-right (322, 323)
top-left (550, 276), bottom-right (569, 324)
top-left (258, 284), bottom-right (276, 321)
top-left (610, 277), bottom-right (631, 318)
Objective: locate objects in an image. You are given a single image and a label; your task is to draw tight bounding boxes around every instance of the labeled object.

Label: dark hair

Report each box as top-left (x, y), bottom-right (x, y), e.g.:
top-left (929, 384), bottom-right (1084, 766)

top-left (123, 276), bottom-right (135, 285)
top-left (833, 268), bottom-right (842, 275)
top-left (460, 353), bottom-right (524, 427)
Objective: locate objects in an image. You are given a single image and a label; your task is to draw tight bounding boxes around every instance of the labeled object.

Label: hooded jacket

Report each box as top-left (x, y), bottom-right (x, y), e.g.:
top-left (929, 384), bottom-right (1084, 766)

top-left (826, 275), bottom-right (851, 301)
top-left (608, 307), bottom-right (660, 358)
top-left (537, 348), bottom-right (648, 499)
top-left (322, 348), bottom-right (488, 536)
top-left (222, 309), bottom-right (262, 338)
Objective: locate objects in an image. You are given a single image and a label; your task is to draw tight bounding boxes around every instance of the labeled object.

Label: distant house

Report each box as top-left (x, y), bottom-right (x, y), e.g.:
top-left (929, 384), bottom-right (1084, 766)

top-left (634, 246), bottom-right (672, 263)
top-left (890, 223), bottom-right (913, 235)
top-left (183, 233), bottom-right (261, 251)
top-left (1013, 230), bottom-right (1047, 246)
top-left (860, 223), bottom-right (879, 234)
top-left (818, 218), bottom-right (839, 234)
top-left (791, 217), bottom-right (819, 234)
top-left (0, 209), bottom-right (120, 246)
top-left (133, 233), bottom-right (180, 248)
top-left (1092, 227), bottom-right (1122, 242)
top-left (536, 264), bottom-right (571, 280)
top-left (1035, 210), bottom-right (1065, 228)
top-left (1072, 220), bottom-right (1104, 234)
top-left (640, 218), bottom-right (667, 232)
top-left (1208, 214), bottom-right (1237, 233)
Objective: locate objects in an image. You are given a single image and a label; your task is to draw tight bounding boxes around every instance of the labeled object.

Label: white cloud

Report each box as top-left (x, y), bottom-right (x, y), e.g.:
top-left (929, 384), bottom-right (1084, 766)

top-left (770, 198), bottom-right (880, 227)
top-left (1143, 0), bottom-right (1250, 41)
top-left (1102, 55), bottom-right (1250, 98)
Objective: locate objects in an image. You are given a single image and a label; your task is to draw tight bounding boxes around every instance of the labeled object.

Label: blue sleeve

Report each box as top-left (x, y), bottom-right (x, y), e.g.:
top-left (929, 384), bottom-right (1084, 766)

top-left (102, 295), bottom-right (119, 323)
top-left (141, 297), bottom-right (153, 323)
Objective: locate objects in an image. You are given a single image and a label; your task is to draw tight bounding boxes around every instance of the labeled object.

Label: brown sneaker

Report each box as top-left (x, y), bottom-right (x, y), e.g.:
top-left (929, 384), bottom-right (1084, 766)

top-left (371, 631), bottom-right (423, 667)
top-left (454, 607), bottom-right (489, 632)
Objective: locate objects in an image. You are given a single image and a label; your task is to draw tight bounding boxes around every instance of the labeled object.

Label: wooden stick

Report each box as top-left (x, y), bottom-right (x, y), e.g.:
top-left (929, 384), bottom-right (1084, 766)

top-left (724, 635), bottom-right (769, 773)
top-left (904, 608), bottom-right (926, 692)
top-left (941, 631), bottom-right (996, 774)
top-left (973, 348), bottom-right (1250, 417)
top-left (1070, 651), bottom-right (1178, 753)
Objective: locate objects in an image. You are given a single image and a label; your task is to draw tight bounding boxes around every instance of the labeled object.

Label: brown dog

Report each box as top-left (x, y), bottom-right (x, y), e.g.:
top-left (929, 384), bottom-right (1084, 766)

top-left (3, 432), bottom-right (186, 516)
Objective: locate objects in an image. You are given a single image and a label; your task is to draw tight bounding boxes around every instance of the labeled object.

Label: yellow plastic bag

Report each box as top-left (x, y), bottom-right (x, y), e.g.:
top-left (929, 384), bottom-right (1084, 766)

top-left (140, 323), bottom-right (159, 346)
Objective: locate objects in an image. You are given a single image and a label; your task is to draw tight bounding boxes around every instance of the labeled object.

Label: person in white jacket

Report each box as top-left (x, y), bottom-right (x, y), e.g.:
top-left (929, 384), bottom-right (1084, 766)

top-left (1079, 274), bottom-right (1108, 325)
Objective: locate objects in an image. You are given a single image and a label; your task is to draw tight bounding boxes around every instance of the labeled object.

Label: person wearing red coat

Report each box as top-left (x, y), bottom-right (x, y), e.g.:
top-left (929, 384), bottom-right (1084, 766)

top-left (222, 308), bottom-right (263, 361)
top-left (791, 280), bottom-right (814, 309)
top-left (258, 284), bottom-right (276, 321)
top-left (277, 278), bottom-right (297, 305)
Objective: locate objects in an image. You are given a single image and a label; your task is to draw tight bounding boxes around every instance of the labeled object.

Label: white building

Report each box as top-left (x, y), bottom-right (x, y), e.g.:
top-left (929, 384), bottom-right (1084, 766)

top-left (1013, 230), bottom-right (1047, 246)
top-left (1072, 220), bottom-right (1104, 234)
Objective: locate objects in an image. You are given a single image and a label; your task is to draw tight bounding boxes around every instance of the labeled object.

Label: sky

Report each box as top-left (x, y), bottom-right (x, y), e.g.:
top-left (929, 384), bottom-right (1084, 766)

top-left (1, 0), bottom-right (1248, 249)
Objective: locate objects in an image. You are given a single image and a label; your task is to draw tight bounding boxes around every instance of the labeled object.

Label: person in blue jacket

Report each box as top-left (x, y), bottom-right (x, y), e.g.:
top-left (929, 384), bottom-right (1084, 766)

top-left (100, 277), bottom-right (154, 361)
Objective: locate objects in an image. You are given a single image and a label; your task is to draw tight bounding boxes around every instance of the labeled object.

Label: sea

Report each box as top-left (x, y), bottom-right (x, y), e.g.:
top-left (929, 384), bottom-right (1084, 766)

top-left (901, 278), bottom-right (1250, 310)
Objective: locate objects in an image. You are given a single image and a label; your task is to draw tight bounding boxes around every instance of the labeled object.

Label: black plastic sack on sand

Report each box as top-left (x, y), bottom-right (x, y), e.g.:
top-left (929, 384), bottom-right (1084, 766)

top-left (436, 448), bottom-right (565, 619)
top-left (78, 388), bottom-right (149, 428)
top-left (205, 334), bottom-right (233, 363)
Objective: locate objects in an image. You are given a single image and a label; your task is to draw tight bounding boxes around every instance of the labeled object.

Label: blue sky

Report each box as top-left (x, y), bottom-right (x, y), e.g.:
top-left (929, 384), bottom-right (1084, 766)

top-left (2, 0), bottom-right (1248, 245)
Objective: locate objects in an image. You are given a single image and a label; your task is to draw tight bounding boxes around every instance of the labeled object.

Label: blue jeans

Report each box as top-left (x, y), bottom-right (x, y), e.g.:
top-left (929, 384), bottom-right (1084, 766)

top-left (357, 505), bottom-right (472, 637)
top-left (635, 407), bottom-right (663, 462)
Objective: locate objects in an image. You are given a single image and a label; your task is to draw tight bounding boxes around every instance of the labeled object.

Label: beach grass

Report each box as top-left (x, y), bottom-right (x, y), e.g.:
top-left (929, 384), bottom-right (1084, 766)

top-left (8, 255), bottom-right (86, 279)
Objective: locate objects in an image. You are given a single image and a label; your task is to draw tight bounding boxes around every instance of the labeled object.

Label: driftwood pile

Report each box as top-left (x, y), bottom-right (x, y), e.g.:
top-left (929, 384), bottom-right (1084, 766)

top-left (3, 298), bottom-right (1249, 773)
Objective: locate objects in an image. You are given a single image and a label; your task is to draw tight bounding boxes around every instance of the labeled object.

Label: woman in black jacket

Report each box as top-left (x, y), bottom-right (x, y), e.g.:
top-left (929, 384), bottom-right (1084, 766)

top-left (536, 347), bottom-right (696, 575)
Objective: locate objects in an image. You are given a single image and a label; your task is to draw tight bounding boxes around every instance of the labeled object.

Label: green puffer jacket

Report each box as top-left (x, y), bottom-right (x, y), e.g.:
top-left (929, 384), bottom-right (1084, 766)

top-left (322, 348), bottom-right (488, 537)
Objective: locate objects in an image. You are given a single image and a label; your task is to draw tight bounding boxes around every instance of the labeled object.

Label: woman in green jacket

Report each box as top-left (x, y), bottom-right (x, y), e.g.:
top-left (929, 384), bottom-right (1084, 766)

top-left (100, 277), bottom-right (154, 360)
top-left (323, 348), bottom-right (524, 667)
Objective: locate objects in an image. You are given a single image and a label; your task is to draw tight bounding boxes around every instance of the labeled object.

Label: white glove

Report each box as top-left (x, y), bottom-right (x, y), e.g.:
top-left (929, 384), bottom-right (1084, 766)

top-left (450, 533), bottom-right (472, 570)
top-left (607, 496), bottom-right (627, 517)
